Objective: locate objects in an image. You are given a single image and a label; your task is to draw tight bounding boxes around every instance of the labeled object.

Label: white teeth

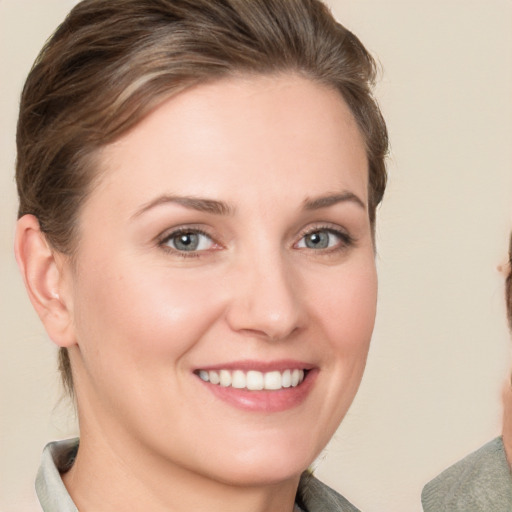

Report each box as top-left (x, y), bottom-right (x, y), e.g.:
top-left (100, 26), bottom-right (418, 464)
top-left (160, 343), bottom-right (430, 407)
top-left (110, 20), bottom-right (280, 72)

top-left (291, 369), bottom-right (300, 387)
top-left (264, 371), bottom-right (282, 390)
top-left (282, 369), bottom-right (292, 388)
top-left (209, 371), bottom-right (220, 385)
top-left (197, 368), bottom-right (306, 391)
top-left (231, 370), bottom-right (246, 389)
top-left (219, 370), bottom-right (232, 387)
top-left (246, 370), bottom-right (264, 390)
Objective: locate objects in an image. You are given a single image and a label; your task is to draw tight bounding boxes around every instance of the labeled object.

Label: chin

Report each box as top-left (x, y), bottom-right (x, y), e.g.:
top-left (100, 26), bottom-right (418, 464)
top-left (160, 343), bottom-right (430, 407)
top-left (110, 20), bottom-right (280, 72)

top-left (211, 461), bottom-right (306, 488)
top-left (197, 437), bottom-right (320, 488)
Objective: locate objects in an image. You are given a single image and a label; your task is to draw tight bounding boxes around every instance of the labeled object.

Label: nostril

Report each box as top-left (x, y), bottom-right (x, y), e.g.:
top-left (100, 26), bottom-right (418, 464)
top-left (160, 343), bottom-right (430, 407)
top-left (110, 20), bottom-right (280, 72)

top-left (237, 324), bottom-right (300, 342)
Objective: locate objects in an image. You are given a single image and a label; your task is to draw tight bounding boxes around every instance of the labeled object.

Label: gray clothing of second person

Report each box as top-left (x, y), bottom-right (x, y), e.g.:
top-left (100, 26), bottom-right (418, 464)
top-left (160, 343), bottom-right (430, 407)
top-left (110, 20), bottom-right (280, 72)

top-left (422, 436), bottom-right (512, 511)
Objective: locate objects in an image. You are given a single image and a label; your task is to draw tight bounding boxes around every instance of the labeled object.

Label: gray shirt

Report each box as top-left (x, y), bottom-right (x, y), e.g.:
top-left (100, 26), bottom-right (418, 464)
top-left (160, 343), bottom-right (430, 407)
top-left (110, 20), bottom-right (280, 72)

top-left (422, 437), bottom-right (512, 512)
top-left (35, 438), bottom-right (360, 512)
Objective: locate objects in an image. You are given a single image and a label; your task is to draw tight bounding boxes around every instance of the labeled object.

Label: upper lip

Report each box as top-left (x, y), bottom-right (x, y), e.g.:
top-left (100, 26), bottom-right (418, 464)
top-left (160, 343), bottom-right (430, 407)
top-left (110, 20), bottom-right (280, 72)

top-left (194, 360), bottom-right (315, 372)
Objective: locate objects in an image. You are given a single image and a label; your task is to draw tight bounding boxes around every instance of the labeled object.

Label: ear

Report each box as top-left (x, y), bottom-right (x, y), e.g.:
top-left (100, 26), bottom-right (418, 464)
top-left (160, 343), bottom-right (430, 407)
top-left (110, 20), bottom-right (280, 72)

top-left (498, 260), bottom-right (511, 277)
top-left (14, 214), bottom-right (76, 348)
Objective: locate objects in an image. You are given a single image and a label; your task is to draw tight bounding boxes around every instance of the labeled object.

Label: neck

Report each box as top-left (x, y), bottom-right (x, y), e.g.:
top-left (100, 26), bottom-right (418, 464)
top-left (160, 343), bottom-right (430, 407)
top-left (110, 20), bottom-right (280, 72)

top-left (502, 378), bottom-right (512, 470)
top-left (62, 427), bottom-right (301, 512)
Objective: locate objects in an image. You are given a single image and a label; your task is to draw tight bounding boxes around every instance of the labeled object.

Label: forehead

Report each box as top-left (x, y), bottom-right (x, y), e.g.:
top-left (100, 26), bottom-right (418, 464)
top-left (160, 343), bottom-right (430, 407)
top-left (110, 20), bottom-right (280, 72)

top-left (92, 74), bottom-right (369, 212)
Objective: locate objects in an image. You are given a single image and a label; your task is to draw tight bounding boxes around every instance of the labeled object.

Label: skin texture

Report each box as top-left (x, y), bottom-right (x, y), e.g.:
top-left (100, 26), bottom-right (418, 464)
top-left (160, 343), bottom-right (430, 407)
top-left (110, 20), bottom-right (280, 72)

top-left (502, 381), bottom-right (512, 470)
top-left (501, 256), bottom-right (512, 469)
top-left (16, 74), bottom-right (377, 512)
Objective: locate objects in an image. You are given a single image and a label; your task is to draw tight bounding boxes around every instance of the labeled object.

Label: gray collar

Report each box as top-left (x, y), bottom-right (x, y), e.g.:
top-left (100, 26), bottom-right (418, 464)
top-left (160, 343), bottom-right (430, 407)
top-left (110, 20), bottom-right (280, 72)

top-left (35, 439), bottom-right (79, 512)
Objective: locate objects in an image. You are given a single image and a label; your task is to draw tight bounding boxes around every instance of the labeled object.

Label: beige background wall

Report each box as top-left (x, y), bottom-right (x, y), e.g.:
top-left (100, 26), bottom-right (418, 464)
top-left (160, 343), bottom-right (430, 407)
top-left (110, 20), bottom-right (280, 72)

top-left (1, 1), bottom-right (511, 511)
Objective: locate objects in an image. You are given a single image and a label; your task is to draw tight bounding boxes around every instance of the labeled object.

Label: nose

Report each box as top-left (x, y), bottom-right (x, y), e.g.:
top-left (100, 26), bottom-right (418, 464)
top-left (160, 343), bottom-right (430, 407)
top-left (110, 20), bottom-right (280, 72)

top-left (225, 253), bottom-right (304, 341)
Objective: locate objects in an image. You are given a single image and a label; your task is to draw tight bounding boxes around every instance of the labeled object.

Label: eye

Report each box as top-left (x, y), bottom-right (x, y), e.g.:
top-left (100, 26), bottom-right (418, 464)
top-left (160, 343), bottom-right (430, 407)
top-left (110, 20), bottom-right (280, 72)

top-left (296, 228), bottom-right (352, 251)
top-left (161, 229), bottom-right (215, 252)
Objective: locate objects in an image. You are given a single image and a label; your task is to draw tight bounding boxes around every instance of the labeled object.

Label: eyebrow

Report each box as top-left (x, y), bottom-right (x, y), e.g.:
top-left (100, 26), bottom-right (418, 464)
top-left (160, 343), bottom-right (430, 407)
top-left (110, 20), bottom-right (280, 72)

top-left (303, 191), bottom-right (366, 211)
top-left (133, 190), bottom-right (365, 219)
top-left (132, 195), bottom-right (234, 218)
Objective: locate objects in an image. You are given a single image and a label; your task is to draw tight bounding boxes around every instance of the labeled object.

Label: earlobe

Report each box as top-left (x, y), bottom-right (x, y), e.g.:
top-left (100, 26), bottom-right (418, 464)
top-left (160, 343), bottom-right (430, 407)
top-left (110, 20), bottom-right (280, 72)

top-left (14, 214), bottom-right (76, 348)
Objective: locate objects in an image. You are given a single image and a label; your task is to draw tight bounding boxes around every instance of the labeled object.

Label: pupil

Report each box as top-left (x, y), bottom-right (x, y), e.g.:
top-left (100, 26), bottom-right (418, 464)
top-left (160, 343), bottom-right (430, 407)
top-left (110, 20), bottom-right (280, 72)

top-left (174, 232), bottom-right (198, 251)
top-left (306, 231), bottom-right (328, 249)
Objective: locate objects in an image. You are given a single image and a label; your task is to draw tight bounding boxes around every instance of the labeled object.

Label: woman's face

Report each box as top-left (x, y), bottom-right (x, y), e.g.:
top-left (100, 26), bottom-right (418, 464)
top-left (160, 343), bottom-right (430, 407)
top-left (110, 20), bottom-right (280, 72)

top-left (63, 74), bottom-right (377, 485)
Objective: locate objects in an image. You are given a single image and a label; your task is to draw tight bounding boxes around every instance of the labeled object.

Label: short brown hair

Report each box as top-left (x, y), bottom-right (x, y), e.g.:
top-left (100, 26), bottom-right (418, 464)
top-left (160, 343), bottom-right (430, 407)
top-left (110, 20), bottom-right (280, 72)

top-left (16, 0), bottom-right (388, 396)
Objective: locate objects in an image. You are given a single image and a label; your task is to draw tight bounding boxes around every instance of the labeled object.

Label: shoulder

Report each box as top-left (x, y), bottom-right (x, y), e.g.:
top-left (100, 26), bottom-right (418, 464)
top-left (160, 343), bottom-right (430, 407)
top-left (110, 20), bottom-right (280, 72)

top-left (297, 472), bottom-right (361, 512)
top-left (421, 437), bottom-right (512, 512)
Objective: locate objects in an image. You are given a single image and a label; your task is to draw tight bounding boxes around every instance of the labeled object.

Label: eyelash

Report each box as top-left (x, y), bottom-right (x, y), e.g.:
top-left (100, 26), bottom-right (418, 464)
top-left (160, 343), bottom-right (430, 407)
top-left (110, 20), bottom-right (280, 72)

top-left (295, 225), bottom-right (356, 253)
top-left (158, 227), bottom-right (218, 259)
top-left (157, 225), bottom-right (355, 259)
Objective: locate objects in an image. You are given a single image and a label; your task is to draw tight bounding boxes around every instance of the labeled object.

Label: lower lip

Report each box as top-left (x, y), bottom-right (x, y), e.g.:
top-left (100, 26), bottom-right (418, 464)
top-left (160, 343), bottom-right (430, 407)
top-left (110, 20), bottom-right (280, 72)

top-left (197, 370), bottom-right (318, 413)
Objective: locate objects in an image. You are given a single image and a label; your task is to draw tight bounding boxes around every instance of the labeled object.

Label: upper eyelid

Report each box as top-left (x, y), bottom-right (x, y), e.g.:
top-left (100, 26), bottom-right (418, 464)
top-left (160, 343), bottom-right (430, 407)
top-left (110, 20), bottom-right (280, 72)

top-left (158, 225), bottom-right (216, 242)
top-left (297, 224), bottom-right (357, 247)
top-left (295, 223), bottom-right (352, 240)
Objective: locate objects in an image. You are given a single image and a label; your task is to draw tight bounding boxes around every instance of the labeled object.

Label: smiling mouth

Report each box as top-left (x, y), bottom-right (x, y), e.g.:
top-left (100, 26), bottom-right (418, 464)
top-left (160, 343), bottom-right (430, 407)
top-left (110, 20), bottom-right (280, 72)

top-left (195, 369), bottom-right (307, 391)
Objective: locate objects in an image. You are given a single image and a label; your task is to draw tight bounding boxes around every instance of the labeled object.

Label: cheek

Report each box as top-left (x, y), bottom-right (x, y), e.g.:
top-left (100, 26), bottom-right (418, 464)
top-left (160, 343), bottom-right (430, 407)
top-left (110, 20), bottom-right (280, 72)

top-left (299, 258), bottom-right (377, 451)
top-left (72, 258), bottom-right (226, 368)
top-left (311, 259), bottom-right (377, 355)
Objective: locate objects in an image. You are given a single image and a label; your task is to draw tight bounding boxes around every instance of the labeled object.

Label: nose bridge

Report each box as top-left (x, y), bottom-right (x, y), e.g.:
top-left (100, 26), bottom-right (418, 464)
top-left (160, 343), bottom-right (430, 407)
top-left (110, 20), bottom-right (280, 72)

top-left (226, 241), bottom-right (302, 340)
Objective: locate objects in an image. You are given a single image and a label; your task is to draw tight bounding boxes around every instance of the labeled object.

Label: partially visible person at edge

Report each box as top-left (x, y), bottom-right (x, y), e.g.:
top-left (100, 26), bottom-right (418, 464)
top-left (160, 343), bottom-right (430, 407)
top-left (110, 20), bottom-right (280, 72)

top-left (422, 232), bottom-right (512, 511)
top-left (14, 1), bottom-right (389, 511)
